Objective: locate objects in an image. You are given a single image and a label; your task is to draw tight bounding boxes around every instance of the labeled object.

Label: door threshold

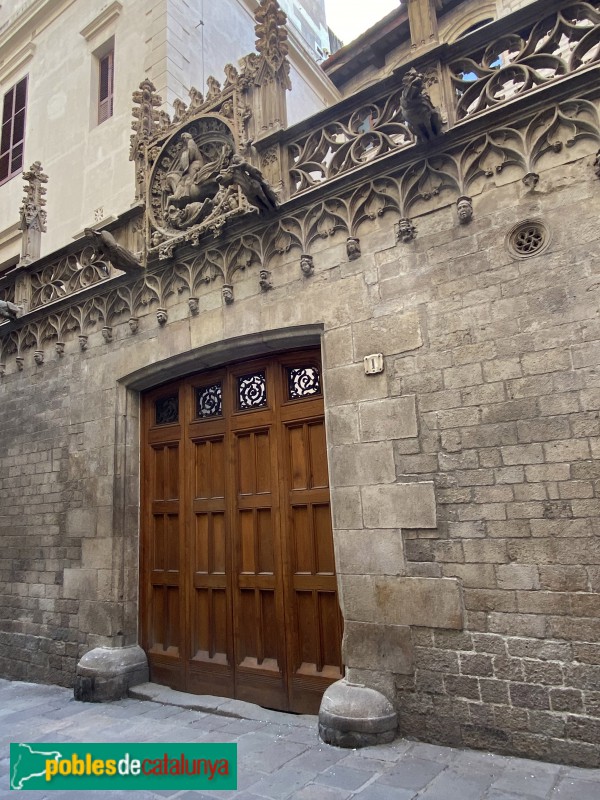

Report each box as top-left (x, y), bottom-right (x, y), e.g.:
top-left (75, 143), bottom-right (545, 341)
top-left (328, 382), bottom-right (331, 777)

top-left (128, 682), bottom-right (318, 729)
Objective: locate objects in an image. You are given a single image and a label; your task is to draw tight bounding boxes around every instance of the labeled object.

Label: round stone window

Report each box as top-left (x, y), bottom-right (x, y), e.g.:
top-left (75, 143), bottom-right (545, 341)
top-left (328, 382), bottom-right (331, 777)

top-left (507, 220), bottom-right (550, 258)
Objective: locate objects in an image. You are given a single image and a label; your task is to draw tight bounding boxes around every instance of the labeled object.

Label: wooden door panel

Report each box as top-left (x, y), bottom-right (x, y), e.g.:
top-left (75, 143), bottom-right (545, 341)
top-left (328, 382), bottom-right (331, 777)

top-left (233, 420), bottom-right (287, 707)
top-left (152, 443), bottom-right (180, 500)
top-left (189, 433), bottom-right (233, 696)
top-left (283, 418), bottom-right (343, 713)
top-left (144, 432), bottom-right (185, 690)
top-left (191, 585), bottom-right (229, 661)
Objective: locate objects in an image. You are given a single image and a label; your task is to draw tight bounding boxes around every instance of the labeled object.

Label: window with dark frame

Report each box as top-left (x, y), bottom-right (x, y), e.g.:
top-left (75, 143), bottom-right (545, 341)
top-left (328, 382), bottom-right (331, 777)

top-left (98, 49), bottom-right (114, 124)
top-left (0, 76), bottom-right (27, 185)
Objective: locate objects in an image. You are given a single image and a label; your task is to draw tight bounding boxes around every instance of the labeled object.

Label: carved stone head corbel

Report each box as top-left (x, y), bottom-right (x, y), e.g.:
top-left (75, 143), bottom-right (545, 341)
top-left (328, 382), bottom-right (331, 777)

top-left (259, 270), bottom-right (272, 291)
top-left (397, 218), bottom-right (417, 243)
top-left (300, 254), bottom-right (314, 277)
top-left (222, 284), bottom-right (234, 305)
top-left (457, 196), bottom-right (473, 225)
top-left (522, 172), bottom-right (539, 190)
top-left (346, 237), bottom-right (361, 261)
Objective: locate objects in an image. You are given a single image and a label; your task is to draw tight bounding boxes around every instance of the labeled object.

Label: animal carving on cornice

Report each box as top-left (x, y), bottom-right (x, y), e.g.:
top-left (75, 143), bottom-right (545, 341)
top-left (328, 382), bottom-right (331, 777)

top-left (85, 229), bottom-right (144, 275)
top-left (216, 147), bottom-right (279, 214)
top-left (0, 300), bottom-right (21, 321)
top-left (400, 68), bottom-right (442, 142)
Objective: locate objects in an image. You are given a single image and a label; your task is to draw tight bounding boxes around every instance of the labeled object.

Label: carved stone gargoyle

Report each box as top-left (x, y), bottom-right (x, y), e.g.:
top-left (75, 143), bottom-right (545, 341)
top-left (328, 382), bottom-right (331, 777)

top-left (84, 228), bottom-right (144, 275)
top-left (216, 150), bottom-right (279, 214)
top-left (400, 67), bottom-right (442, 142)
top-left (0, 299), bottom-right (21, 321)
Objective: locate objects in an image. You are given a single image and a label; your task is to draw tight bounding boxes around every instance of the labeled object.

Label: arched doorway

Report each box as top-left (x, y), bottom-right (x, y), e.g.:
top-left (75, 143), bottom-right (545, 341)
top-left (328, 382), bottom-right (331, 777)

top-left (140, 348), bottom-right (343, 714)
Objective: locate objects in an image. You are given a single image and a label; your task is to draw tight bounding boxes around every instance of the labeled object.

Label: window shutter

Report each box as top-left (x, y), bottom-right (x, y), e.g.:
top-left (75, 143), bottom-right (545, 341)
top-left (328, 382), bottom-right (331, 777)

top-left (98, 50), bottom-right (114, 124)
top-left (0, 76), bottom-right (27, 185)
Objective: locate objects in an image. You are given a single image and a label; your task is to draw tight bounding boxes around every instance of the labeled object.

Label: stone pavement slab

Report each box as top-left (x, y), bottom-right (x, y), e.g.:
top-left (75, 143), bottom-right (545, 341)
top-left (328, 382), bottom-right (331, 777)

top-left (1, 678), bottom-right (599, 799)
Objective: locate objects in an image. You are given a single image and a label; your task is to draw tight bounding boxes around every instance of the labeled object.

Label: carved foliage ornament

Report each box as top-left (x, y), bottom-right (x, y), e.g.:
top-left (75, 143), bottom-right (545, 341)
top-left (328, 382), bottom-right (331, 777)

top-left (20, 161), bottom-right (48, 232)
top-left (255, 0), bottom-right (290, 80)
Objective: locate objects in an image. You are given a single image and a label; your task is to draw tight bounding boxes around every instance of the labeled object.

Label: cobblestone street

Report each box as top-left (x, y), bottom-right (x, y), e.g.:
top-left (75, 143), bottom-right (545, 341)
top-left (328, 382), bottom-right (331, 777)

top-left (0, 679), bottom-right (598, 799)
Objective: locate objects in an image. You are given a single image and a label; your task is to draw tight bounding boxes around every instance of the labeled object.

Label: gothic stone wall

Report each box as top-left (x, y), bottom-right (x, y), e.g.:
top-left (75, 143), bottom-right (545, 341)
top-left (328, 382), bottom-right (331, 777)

top-left (0, 148), bottom-right (599, 766)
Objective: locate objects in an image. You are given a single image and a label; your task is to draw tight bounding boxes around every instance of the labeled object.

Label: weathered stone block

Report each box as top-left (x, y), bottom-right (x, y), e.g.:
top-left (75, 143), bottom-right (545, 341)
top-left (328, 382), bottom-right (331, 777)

top-left (325, 363), bottom-right (388, 406)
top-left (496, 564), bottom-right (540, 590)
top-left (334, 529), bottom-right (405, 576)
top-left (330, 442), bottom-right (395, 486)
top-left (81, 538), bottom-right (113, 571)
top-left (361, 482), bottom-right (436, 529)
top-left (352, 310), bottom-right (422, 360)
top-left (340, 575), bottom-right (463, 629)
top-left (63, 569), bottom-right (97, 600)
top-left (326, 405), bottom-right (359, 444)
top-left (358, 395), bottom-right (417, 442)
top-left (331, 487), bottom-right (363, 530)
top-left (342, 621), bottom-right (413, 673)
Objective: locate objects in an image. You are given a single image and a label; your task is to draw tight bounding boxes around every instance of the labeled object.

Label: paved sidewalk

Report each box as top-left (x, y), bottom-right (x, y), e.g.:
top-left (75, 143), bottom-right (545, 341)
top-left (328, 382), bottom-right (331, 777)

top-left (0, 678), bottom-right (598, 799)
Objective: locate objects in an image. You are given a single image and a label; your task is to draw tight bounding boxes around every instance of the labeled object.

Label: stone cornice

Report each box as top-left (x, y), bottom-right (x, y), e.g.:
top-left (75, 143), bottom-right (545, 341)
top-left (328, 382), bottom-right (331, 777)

top-left (79, 1), bottom-right (122, 42)
top-left (0, 0), bottom-right (77, 57)
top-left (0, 40), bottom-right (35, 84)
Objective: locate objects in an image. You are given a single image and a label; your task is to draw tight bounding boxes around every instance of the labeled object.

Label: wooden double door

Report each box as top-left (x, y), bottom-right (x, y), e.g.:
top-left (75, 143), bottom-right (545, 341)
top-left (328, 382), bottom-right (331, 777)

top-left (140, 349), bottom-right (343, 714)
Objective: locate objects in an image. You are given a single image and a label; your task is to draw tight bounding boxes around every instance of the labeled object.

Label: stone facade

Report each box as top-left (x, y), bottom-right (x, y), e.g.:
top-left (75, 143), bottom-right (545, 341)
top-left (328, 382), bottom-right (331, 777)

top-left (0, 0), bottom-right (339, 265)
top-left (1, 0), bottom-right (600, 768)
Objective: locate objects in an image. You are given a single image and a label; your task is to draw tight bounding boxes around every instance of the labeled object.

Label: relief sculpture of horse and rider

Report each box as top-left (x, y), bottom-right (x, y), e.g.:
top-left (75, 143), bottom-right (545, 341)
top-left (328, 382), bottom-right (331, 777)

top-left (148, 119), bottom-right (279, 259)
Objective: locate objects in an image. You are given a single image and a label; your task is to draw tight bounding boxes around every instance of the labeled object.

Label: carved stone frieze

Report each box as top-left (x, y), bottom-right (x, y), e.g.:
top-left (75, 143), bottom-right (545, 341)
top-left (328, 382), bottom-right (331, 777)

top-left (449, 3), bottom-right (600, 121)
top-left (0, 300), bottom-right (21, 321)
top-left (2, 92), bottom-right (600, 371)
top-left (29, 243), bottom-right (111, 311)
top-left (259, 269), bottom-right (272, 291)
top-left (289, 92), bottom-right (414, 194)
top-left (130, 79), bottom-right (163, 157)
top-left (130, 79), bottom-right (163, 200)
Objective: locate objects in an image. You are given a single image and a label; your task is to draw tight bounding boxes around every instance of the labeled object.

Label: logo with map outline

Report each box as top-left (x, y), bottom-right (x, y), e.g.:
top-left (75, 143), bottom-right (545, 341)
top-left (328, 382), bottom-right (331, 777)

top-left (10, 742), bottom-right (237, 790)
top-left (11, 743), bottom-right (63, 790)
